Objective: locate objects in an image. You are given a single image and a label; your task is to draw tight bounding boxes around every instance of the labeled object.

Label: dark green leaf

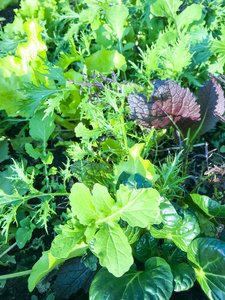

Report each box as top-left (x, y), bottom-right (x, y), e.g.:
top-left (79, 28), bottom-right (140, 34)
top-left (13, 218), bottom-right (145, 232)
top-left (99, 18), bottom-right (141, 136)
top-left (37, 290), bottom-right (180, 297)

top-left (172, 263), bottom-right (196, 292)
top-left (134, 232), bottom-right (159, 263)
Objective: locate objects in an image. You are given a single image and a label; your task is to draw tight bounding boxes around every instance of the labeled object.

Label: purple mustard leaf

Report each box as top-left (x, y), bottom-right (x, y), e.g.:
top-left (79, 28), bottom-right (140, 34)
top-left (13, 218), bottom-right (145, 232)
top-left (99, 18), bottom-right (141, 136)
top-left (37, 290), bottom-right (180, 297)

top-left (128, 79), bottom-right (201, 136)
top-left (196, 76), bottom-right (225, 135)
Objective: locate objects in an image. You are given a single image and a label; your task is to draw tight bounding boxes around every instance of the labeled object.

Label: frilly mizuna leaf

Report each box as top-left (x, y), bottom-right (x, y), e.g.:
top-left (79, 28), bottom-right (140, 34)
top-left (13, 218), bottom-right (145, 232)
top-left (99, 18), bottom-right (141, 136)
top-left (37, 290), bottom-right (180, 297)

top-left (190, 194), bottom-right (225, 218)
top-left (114, 143), bottom-right (159, 183)
top-left (150, 210), bottom-right (200, 252)
top-left (116, 185), bottom-right (162, 227)
top-left (187, 238), bottom-right (225, 300)
top-left (89, 257), bottom-right (173, 300)
top-left (28, 242), bottom-right (88, 292)
top-left (128, 79), bottom-right (200, 135)
top-left (93, 222), bottom-right (133, 277)
top-left (196, 76), bottom-right (225, 135)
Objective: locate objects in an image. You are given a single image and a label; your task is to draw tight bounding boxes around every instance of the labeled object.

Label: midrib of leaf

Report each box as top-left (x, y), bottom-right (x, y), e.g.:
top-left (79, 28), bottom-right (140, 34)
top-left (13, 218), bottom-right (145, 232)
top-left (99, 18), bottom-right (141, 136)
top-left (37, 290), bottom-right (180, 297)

top-left (165, 0), bottom-right (180, 37)
top-left (95, 190), bottom-right (146, 225)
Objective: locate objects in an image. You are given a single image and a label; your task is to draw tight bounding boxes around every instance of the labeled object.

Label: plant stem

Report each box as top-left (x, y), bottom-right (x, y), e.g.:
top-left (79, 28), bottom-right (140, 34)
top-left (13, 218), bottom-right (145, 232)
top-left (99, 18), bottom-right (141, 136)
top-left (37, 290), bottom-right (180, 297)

top-left (0, 270), bottom-right (32, 280)
top-left (53, 113), bottom-right (75, 132)
top-left (0, 242), bottom-right (17, 260)
top-left (189, 173), bottom-right (213, 194)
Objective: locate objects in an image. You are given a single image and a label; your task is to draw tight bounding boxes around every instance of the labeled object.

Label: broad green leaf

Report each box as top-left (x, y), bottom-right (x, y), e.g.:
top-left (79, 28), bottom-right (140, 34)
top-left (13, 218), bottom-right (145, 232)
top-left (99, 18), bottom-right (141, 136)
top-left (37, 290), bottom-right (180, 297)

top-left (0, 0), bottom-right (18, 10)
top-left (90, 257), bottom-right (173, 300)
top-left (92, 184), bottom-right (115, 217)
top-left (177, 4), bottom-right (202, 32)
top-left (188, 238), bottom-right (225, 300)
top-left (134, 232), bottom-right (159, 263)
top-left (106, 5), bottom-right (129, 40)
top-left (69, 183), bottom-right (98, 224)
top-left (160, 201), bottom-right (182, 228)
top-left (28, 242), bottom-right (88, 292)
top-left (115, 185), bottom-right (162, 227)
top-left (190, 194), bottom-right (225, 218)
top-left (93, 222), bottom-right (133, 277)
top-left (17, 18), bottom-right (47, 62)
top-left (85, 47), bottom-right (126, 75)
top-left (150, 210), bottom-right (200, 252)
top-left (119, 219), bottom-right (141, 245)
top-left (25, 143), bottom-right (41, 159)
top-left (16, 218), bottom-right (35, 249)
top-left (114, 143), bottom-right (159, 184)
top-left (172, 263), bottom-right (196, 292)
top-left (29, 110), bottom-right (55, 143)
top-left (150, 0), bottom-right (182, 20)
top-left (50, 225), bottom-right (86, 258)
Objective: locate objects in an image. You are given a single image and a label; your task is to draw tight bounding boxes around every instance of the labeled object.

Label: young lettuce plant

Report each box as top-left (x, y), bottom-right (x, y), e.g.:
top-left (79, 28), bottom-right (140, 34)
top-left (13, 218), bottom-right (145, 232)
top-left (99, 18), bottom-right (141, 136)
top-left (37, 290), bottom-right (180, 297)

top-left (26, 143), bottom-right (225, 299)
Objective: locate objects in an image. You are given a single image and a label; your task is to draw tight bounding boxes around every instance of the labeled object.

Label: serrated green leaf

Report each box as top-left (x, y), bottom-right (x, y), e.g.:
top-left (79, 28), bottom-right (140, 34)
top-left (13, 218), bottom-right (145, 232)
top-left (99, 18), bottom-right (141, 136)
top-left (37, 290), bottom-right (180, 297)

top-left (93, 222), bottom-right (133, 277)
top-left (150, 210), bottom-right (200, 252)
top-left (50, 225), bottom-right (86, 259)
top-left (172, 263), bottom-right (196, 292)
top-left (187, 238), bottom-right (225, 300)
top-left (90, 257), bottom-right (173, 300)
top-left (28, 242), bottom-right (88, 292)
top-left (69, 183), bottom-right (98, 225)
top-left (115, 185), bottom-right (162, 227)
top-left (92, 184), bottom-right (115, 217)
top-left (75, 122), bottom-right (103, 143)
top-left (29, 110), bottom-right (55, 143)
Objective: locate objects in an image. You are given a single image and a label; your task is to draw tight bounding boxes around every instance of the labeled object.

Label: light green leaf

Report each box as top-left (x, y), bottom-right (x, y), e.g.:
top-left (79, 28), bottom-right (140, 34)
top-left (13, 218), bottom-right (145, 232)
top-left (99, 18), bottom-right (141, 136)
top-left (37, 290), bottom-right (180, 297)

top-left (150, 210), bottom-right (200, 252)
top-left (190, 194), bottom-right (225, 218)
top-left (69, 183), bottom-right (98, 225)
top-left (0, 0), bottom-right (18, 10)
top-left (160, 201), bottom-right (182, 228)
top-left (150, 0), bottom-right (182, 20)
top-left (25, 144), bottom-right (41, 159)
top-left (188, 238), bottom-right (225, 300)
top-left (172, 263), bottom-right (196, 292)
top-left (75, 122), bottom-right (103, 143)
top-left (28, 242), bottom-right (88, 292)
top-left (92, 184), bottom-right (115, 217)
top-left (177, 4), bottom-right (202, 31)
top-left (114, 143), bottom-right (159, 184)
top-left (50, 225), bottom-right (86, 258)
top-left (29, 110), bottom-right (55, 143)
top-left (93, 222), bottom-right (133, 277)
top-left (106, 5), bottom-right (129, 40)
top-left (115, 185), bottom-right (162, 227)
top-left (90, 257), bottom-right (173, 299)
top-left (85, 47), bottom-right (126, 75)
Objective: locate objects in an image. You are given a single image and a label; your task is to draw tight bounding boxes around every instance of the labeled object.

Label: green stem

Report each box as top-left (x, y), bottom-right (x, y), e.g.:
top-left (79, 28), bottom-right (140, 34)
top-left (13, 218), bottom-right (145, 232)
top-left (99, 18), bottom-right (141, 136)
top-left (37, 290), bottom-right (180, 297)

top-left (189, 173), bottom-right (213, 194)
top-left (53, 113), bottom-right (75, 132)
top-left (21, 192), bottom-right (69, 202)
top-left (0, 270), bottom-right (32, 280)
top-left (120, 98), bottom-right (128, 153)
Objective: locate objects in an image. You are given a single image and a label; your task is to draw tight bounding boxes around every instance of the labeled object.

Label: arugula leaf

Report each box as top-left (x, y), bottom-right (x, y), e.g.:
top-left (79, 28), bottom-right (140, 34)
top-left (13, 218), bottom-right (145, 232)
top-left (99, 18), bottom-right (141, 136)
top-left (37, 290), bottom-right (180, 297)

top-left (93, 222), bottom-right (133, 277)
top-left (90, 257), bottom-right (173, 300)
top-left (29, 110), bottom-right (55, 143)
top-left (188, 238), bottom-right (225, 300)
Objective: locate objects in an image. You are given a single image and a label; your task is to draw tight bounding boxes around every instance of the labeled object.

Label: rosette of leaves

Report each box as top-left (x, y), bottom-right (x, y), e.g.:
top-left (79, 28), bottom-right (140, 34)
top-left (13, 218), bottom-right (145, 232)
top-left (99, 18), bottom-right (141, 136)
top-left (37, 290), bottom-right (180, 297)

top-left (128, 76), bottom-right (225, 139)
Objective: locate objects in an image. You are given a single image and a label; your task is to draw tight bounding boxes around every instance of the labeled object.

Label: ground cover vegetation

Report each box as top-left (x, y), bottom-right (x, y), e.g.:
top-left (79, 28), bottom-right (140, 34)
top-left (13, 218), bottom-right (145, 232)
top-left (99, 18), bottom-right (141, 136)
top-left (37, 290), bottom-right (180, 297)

top-left (1, 0), bottom-right (225, 299)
